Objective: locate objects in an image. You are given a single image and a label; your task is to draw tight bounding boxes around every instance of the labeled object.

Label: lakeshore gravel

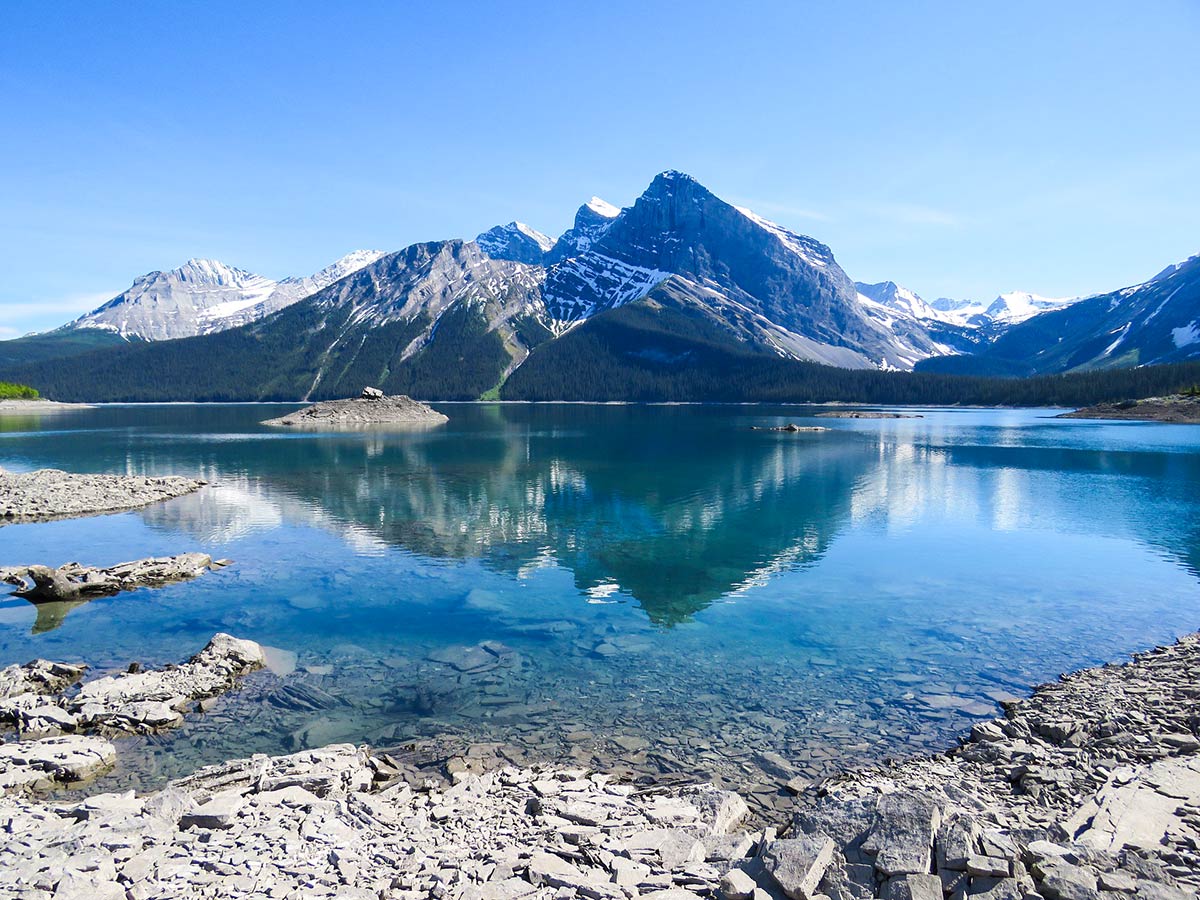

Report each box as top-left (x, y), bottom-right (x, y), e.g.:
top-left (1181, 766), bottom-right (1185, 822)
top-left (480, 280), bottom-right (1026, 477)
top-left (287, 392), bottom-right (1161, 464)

top-left (0, 631), bottom-right (1198, 899)
top-left (0, 468), bottom-right (204, 524)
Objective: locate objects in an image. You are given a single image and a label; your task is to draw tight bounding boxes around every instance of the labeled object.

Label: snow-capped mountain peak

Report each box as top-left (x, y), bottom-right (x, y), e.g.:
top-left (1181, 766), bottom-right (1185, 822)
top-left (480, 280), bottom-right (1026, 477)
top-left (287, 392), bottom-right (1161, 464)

top-left (985, 291), bottom-right (1078, 324)
top-left (171, 258), bottom-right (265, 287)
top-left (855, 281), bottom-right (942, 320)
top-left (585, 196), bottom-right (620, 218)
top-left (65, 250), bottom-right (386, 341)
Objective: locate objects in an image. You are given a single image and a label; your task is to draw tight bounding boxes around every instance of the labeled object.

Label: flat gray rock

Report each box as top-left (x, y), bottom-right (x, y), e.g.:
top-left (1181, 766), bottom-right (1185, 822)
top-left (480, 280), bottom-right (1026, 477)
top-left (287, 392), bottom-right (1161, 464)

top-left (861, 791), bottom-right (942, 876)
top-left (761, 835), bottom-right (837, 900)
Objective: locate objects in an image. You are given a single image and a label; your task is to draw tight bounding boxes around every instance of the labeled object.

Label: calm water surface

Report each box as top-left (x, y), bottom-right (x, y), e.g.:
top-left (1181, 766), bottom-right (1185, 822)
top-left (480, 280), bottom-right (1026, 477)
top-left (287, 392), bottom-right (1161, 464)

top-left (1, 403), bottom-right (1198, 802)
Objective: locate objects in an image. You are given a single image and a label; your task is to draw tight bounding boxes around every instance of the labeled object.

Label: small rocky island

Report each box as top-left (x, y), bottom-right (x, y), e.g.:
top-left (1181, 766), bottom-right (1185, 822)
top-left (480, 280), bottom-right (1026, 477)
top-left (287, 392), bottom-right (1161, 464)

top-left (261, 388), bottom-right (449, 428)
top-left (1059, 394), bottom-right (1200, 424)
top-left (752, 424), bottom-right (828, 432)
top-left (815, 411), bottom-right (923, 419)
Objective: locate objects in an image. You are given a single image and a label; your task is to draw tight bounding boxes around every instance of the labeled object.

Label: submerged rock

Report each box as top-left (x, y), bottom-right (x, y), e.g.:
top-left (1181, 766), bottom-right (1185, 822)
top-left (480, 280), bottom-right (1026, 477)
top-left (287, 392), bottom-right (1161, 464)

top-left (261, 392), bottom-right (448, 428)
top-left (752, 424), bottom-right (828, 433)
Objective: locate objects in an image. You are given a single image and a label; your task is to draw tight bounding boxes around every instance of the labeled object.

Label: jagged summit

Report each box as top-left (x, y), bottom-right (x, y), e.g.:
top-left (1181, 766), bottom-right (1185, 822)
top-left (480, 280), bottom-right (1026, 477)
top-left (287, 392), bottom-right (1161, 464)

top-left (546, 197), bottom-right (623, 263)
top-left (475, 222), bottom-right (554, 265)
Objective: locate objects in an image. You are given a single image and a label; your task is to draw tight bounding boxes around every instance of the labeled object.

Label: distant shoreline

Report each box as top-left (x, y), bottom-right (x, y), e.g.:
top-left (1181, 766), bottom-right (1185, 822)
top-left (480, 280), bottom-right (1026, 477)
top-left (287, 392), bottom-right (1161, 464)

top-left (11, 399), bottom-right (1079, 410)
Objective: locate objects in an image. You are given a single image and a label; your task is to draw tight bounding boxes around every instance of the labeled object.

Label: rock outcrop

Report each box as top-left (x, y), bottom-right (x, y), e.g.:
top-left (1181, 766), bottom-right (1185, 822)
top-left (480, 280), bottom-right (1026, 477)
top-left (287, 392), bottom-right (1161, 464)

top-left (261, 392), bottom-right (449, 428)
top-left (1, 553), bottom-right (224, 602)
top-left (0, 468), bottom-right (204, 524)
top-left (0, 735), bottom-right (118, 793)
top-left (0, 633), bottom-right (265, 739)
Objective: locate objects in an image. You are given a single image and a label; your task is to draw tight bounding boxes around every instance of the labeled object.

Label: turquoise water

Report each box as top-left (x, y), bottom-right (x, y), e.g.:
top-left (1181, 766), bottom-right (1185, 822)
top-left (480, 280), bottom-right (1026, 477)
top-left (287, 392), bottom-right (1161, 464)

top-left (1, 403), bottom-right (1198, 800)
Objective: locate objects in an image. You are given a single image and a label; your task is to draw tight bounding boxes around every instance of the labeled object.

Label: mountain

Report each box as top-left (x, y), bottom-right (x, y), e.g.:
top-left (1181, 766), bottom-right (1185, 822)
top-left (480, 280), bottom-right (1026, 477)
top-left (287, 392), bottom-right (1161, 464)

top-left (0, 251), bottom-right (386, 368)
top-left (66, 251), bottom-right (387, 341)
top-left (544, 197), bottom-right (621, 263)
top-left (63, 258), bottom-right (279, 341)
top-left (918, 254), bottom-right (1200, 375)
top-left (474, 222), bottom-right (553, 265)
top-left (538, 171), bottom-right (950, 368)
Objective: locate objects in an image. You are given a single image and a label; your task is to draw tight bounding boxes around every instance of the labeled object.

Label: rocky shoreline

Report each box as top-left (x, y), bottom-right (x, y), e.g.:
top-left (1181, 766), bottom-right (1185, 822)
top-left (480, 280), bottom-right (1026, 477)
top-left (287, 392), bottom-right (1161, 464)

top-left (0, 631), bottom-right (1197, 899)
top-left (0, 468), bottom-right (205, 524)
top-left (261, 389), bottom-right (449, 428)
top-left (1059, 395), bottom-right (1200, 424)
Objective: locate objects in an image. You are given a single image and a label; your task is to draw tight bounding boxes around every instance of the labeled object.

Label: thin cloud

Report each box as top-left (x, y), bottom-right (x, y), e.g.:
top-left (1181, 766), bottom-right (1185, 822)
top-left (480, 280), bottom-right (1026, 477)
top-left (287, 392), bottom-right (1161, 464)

top-left (732, 198), bottom-right (830, 222)
top-left (0, 291), bottom-right (118, 318)
top-left (0, 290), bottom-right (118, 337)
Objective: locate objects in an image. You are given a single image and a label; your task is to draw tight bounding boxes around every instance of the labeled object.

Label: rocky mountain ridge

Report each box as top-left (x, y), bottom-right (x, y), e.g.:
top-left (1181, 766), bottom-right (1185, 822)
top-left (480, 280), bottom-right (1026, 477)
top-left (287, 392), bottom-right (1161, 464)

top-left (2, 171), bottom-right (1198, 397)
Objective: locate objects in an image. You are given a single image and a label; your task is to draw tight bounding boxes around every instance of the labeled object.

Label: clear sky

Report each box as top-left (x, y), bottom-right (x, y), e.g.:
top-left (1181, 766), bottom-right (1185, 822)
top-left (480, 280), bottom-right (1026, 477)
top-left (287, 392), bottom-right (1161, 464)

top-left (2, 0), bottom-right (1198, 337)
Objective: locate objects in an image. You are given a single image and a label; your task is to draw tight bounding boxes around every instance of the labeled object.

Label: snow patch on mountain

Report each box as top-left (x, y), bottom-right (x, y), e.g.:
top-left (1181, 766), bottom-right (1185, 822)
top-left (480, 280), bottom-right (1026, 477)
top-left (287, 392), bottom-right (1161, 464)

top-left (547, 198), bottom-right (623, 263)
top-left (585, 197), bottom-right (620, 218)
top-left (1172, 320), bottom-right (1200, 349)
top-left (542, 252), bottom-right (670, 325)
top-left (733, 206), bottom-right (832, 269)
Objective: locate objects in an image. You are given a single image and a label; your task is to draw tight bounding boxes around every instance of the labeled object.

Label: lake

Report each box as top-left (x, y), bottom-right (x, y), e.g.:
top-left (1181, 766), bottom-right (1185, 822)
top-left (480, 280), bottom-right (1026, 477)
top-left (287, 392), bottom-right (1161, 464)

top-left (2, 403), bottom-right (1198, 811)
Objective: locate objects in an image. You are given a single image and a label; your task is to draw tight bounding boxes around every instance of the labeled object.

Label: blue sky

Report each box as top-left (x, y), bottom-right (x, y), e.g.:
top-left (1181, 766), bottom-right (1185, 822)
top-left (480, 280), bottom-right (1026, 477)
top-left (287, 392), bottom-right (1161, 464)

top-left (2, 0), bottom-right (1198, 337)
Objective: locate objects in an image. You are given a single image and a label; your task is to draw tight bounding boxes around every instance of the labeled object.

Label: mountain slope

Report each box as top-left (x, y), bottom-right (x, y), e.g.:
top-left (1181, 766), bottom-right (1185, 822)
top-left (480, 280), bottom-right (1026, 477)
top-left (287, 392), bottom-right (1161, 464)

top-left (918, 254), bottom-right (1200, 375)
top-left (1, 242), bottom-right (546, 401)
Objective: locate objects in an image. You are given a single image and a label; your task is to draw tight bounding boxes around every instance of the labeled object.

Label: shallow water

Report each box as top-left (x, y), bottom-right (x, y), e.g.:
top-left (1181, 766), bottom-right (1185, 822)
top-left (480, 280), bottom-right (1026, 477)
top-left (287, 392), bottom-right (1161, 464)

top-left (2, 403), bottom-right (1198, 804)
